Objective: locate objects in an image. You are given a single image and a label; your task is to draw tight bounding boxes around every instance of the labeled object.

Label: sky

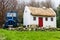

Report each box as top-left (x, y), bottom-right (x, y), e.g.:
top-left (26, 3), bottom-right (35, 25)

top-left (17, 0), bottom-right (60, 8)
top-left (54, 0), bottom-right (60, 7)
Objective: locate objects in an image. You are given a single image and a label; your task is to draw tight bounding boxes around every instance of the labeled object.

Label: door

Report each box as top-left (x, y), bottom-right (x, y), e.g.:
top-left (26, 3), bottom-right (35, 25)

top-left (38, 17), bottom-right (43, 27)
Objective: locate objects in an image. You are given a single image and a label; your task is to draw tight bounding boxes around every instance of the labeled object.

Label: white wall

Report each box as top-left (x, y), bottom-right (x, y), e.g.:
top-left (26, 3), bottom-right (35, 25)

top-left (29, 16), bottom-right (56, 28)
top-left (30, 15), bottom-right (38, 25)
top-left (23, 6), bottom-right (31, 26)
top-left (23, 6), bottom-right (38, 26)
top-left (43, 17), bottom-right (56, 28)
top-left (23, 6), bottom-right (56, 28)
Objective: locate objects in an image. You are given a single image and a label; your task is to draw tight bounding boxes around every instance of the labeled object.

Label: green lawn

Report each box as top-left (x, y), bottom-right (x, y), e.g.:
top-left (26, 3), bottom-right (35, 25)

top-left (0, 29), bottom-right (60, 40)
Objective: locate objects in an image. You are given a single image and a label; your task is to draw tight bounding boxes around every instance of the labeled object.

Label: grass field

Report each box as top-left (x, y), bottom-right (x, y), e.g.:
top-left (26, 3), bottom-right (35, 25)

top-left (0, 29), bottom-right (60, 40)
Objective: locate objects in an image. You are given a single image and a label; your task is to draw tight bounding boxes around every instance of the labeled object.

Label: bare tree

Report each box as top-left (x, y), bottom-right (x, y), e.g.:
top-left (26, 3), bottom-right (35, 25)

top-left (29, 0), bottom-right (36, 7)
top-left (17, 1), bottom-right (26, 23)
top-left (0, 0), bottom-right (18, 27)
top-left (41, 0), bottom-right (53, 8)
top-left (29, 0), bottom-right (41, 7)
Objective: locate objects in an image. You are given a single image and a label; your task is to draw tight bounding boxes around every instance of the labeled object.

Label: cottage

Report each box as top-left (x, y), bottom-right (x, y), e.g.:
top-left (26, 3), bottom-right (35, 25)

top-left (23, 6), bottom-right (56, 28)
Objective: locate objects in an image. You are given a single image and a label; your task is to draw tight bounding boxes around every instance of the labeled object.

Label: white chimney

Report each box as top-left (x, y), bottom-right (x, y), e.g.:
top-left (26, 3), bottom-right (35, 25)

top-left (42, 7), bottom-right (46, 9)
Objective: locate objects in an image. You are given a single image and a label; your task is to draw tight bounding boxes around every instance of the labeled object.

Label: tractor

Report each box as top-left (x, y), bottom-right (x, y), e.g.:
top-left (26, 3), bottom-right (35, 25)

top-left (3, 11), bottom-right (19, 28)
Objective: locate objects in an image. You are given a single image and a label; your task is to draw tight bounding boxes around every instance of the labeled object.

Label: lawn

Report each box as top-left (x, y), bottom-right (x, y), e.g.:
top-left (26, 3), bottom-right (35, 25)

top-left (0, 29), bottom-right (60, 40)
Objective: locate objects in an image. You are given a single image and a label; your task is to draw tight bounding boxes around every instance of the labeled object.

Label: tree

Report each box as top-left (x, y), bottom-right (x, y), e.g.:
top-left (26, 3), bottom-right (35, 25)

top-left (57, 5), bottom-right (60, 27)
top-left (29, 0), bottom-right (41, 7)
top-left (29, 0), bottom-right (36, 7)
top-left (0, 0), bottom-right (18, 27)
top-left (41, 0), bottom-right (53, 8)
top-left (17, 1), bottom-right (27, 23)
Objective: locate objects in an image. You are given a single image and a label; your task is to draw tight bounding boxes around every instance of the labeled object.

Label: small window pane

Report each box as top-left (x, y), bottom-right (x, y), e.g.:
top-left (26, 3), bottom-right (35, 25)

top-left (7, 13), bottom-right (16, 17)
top-left (12, 13), bottom-right (16, 17)
top-left (45, 17), bottom-right (48, 21)
top-left (33, 17), bottom-right (36, 20)
top-left (51, 17), bottom-right (53, 21)
top-left (7, 13), bottom-right (12, 17)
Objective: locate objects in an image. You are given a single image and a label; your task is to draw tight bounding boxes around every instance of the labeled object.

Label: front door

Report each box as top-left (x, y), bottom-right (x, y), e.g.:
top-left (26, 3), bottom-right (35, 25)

top-left (38, 17), bottom-right (43, 27)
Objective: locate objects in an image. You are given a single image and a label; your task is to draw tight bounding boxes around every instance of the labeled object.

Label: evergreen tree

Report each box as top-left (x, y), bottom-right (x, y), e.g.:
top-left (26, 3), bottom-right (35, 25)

top-left (57, 5), bottom-right (60, 27)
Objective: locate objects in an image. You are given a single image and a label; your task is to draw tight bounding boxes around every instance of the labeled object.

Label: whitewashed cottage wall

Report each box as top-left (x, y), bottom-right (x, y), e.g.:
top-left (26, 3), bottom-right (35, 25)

top-left (23, 6), bottom-right (38, 26)
top-left (23, 6), bottom-right (31, 26)
top-left (23, 6), bottom-right (56, 28)
top-left (43, 17), bottom-right (56, 28)
top-left (30, 15), bottom-right (38, 25)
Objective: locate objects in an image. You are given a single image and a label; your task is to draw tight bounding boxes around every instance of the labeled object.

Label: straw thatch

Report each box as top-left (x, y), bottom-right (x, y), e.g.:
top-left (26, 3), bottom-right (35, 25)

top-left (29, 7), bottom-right (56, 17)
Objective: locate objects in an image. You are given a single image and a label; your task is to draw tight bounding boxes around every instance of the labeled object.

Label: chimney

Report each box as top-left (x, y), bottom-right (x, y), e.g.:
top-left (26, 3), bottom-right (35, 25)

top-left (42, 7), bottom-right (46, 9)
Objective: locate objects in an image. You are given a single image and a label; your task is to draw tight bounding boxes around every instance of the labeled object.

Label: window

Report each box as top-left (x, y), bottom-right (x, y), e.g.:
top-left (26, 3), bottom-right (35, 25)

top-left (33, 17), bottom-right (36, 21)
top-left (45, 17), bottom-right (48, 21)
top-left (51, 17), bottom-right (53, 21)
top-left (7, 13), bottom-right (16, 17)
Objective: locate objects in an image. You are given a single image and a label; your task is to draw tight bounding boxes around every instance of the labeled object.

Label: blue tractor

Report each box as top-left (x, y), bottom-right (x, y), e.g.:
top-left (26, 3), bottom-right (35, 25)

top-left (3, 11), bottom-right (19, 28)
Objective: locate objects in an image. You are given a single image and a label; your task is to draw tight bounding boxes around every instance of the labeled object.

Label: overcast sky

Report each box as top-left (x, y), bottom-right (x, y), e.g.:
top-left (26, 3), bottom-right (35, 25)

top-left (17, 0), bottom-right (60, 8)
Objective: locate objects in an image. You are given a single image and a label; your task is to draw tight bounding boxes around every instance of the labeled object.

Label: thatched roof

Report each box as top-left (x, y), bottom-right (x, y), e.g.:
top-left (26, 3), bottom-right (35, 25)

top-left (28, 7), bottom-right (56, 17)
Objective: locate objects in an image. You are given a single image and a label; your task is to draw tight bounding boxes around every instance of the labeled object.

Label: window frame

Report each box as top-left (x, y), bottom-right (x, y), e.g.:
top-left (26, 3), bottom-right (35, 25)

top-left (33, 17), bottom-right (36, 21)
top-left (51, 17), bottom-right (53, 21)
top-left (45, 17), bottom-right (48, 21)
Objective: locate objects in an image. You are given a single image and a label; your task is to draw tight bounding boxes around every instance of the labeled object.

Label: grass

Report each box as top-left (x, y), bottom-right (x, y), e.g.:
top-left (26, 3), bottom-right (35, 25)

top-left (0, 29), bottom-right (60, 40)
